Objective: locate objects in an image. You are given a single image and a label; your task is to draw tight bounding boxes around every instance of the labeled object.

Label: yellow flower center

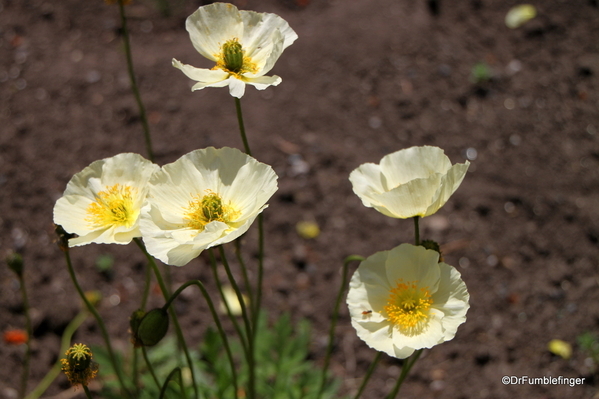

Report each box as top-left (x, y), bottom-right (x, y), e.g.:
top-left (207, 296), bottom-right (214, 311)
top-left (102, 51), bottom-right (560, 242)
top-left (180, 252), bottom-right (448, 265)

top-left (213, 38), bottom-right (258, 77)
top-left (384, 279), bottom-right (433, 335)
top-left (86, 184), bottom-right (137, 229)
top-left (184, 191), bottom-right (238, 231)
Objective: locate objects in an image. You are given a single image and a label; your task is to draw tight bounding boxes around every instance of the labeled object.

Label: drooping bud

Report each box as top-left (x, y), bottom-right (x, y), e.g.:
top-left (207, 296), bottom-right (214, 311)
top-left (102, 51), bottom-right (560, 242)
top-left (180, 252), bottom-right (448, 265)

top-left (137, 308), bottom-right (169, 346)
top-left (61, 343), bottom-right (99, 387)
top-left (420, 239), bottom-right (443, 262)
top-left (54, 224), bottom-right (76, 252)
top-left (222, 39), bottom-right (244, 73)
top-left (6, 252), bottom-right (24, 277)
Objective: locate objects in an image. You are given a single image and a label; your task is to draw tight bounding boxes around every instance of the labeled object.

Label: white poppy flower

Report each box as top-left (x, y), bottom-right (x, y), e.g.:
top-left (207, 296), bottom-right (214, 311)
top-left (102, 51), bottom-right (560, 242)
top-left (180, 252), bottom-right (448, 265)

top-left (349, 146), bottom-right (469, 219)
top-left (346, 243), bottom-right (469, 359)
top-left (172, 2), bottom-right (298, 98)
top-left (140, 147), bottom-right (278, 266)
top-left (53, 153), bottom-right (160, 246)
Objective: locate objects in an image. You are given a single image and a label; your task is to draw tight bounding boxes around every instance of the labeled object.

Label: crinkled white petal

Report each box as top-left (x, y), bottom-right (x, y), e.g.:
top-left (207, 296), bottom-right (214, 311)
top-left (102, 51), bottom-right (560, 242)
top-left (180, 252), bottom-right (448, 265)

top-left (140, 147), bottom-right (278, 266)
top-left (53, 153), bottom-right (159, 247)
top-left (240, 9), bottom-right (298, 55)
top-left (349, 146), bottom-right (469, 219)
top-left (346, 244), bottom-right (469, 359)
top-left (186, 3), bottom-right (243, 61)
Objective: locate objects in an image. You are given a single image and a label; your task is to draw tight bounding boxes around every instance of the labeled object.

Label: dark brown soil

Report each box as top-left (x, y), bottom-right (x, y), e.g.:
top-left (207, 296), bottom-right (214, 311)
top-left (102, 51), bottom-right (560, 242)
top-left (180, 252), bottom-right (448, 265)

top-left (2, 0), bottom-right (599, 398)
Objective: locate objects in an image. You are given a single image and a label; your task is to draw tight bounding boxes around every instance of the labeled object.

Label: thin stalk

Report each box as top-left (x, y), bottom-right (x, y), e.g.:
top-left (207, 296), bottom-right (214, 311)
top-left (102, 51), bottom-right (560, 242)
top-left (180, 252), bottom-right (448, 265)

top-left (385, 349), bottom-right (423, 399)
top-left (253, 215), bottom-right (264, 330)
top-left (117, 0), bottom-right (154, 161)
top-left (140, 256), bottom-right (152, 310)
top-left (162, 280), bottom-right (238, 399)
top-left (413, 216), bottom-right (420, 246)
top-left (352, 352), bottom-right (382, 399)
top-left (234, 239), bottom-right (254, 315)
top-left (24, 311), bottom-right (87, 399)
top-left (134, 238), bottom-right (199, 399)
top-left (141, 345), bottom-right (162, 391)
top-left (218, 245), bottom-right (255, 399)
top-left (234, 97), bottom-right (251, 156)
top-left (160, 368), bottom-right (188, 399)
top-left (18, 272), bottom-right (32, 399)
top-left (63, 249), bottom-right (131, 398)
top-left (83, 385), bottom-right (93, 399)
top-left (317, 255), bottom-right (365, 398)
top-left (208, 249), bottom-right (249, 357)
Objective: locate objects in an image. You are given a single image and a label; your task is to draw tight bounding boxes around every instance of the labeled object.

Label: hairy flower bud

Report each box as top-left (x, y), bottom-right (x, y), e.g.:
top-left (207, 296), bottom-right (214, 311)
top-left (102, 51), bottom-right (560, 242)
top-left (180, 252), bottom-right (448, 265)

top-left (137, 308), bottom-right (169, 346)
top-left (6, 252), bottom-right (24, 277)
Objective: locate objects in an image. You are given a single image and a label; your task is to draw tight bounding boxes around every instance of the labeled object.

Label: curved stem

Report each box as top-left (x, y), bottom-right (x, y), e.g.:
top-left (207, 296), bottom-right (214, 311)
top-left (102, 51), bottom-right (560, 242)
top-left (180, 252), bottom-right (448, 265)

top-left (18, 272), bottom-right (32, 399)
top-left (162, 279), bottom-right (239, 399)
top-left (317, 255), bottom-right (365, 398)
top-left (160, 367), bottom-right (187, 399)
top-left (141, 345), bottom-right (162, 391)
top-left (413, 216), bottom-right (420, 246)
top-left (234, 239), bottom-right (254, 316)
top-left (207, 249), bottom-right (249, 362)
top-left (353, 351), bottom-right (382, 399)
top-left (63, 249), bottom-right (131, 398)
top-left (385, 349), bottom-right (423, 399)
top-left (134, 238), bottom-right (199, 399)
top-left (118, 0), bottom-right (154, 161)
top-left (218, 245), bottom-right (255, 399)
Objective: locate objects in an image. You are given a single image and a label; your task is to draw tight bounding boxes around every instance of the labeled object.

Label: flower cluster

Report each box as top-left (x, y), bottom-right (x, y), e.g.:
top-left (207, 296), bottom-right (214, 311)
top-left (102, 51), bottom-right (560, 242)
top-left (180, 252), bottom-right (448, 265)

top-left (347, 146), bottom-right (470, 358)
top-left (53, 147), bottom-right (277, 267)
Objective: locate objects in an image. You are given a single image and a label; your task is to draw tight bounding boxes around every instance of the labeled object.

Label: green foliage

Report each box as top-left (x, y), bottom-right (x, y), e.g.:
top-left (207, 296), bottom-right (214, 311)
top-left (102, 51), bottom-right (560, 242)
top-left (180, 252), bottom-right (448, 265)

top-left (92, 312), bottom-right (342, 399)
top-left (470, 62), bottom-right (492, 84)
top-left (578, 331), bottom-right (599, 372)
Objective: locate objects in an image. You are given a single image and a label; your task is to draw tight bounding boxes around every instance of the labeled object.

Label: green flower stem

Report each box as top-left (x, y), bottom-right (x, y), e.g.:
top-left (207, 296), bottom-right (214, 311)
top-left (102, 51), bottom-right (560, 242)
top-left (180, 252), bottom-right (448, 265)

top-left (117, 0), bottom-right (154, 162)
top-left (413, 216), bottom-right (420, 246)
top-left (385, 349), bottom-right (423, 399)
top-left (253, 215), bottom-right (264, 329)
top-left (234, 97), bottom-right (251, 156)
top-left (352, 352), bottom-right (382, 399)
top-left (218, 245), bottom-right (255, 399)
top-left (134, 238), bottom-right (199, 399)
top-left (24, 311), bottom-right (87, 399)
top-left (162, 279), bottom-right (238, 399)
top-left (132, 346), bottom-right (140, 398)
top-left (160, 368), bottom-right (187, 399)
top-left (17, 272), bottom-right (32, 399)
top-left (62, 249), bottom-right (131, 398)
top-left (140, 257), bottom-right (152, 311)
top-left (83, 385), bottom-right (93, 399)
top-left (317, 255), bottom-right (365, 398)
top-left (207, 249), bottom-right (249, 363)
top-left (141, 345), bottom-right (162, 391)
top-left (234, 239), bottom-right (254, 316)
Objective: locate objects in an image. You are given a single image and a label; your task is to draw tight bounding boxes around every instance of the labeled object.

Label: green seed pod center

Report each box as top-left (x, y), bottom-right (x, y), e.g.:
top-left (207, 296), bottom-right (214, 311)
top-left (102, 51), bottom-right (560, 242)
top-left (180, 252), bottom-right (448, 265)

top-left (222, 39), bottom-right (244, 73)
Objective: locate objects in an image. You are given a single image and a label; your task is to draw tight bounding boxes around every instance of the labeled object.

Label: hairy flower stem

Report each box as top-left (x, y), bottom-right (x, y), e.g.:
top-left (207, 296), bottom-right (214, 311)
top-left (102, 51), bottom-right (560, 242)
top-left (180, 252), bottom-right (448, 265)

top-left (385, 349), bottom-right (423, 399)
top-left (117, 0), bottom-right (154, 162)
top-left (317, 255), bottom-right (365, 398)
top-left (162, 279), bottom-right (239, 399)
top-left (134, 238), bottom-right (199, 399)
top-left (25, 311), bottom-right (87, 399)
top-left (17, 272), bottom-right (32, 399)
top-left (353, 352), bottom-right (382, 399)
top-left (62, 250), bottom-right (131, 398)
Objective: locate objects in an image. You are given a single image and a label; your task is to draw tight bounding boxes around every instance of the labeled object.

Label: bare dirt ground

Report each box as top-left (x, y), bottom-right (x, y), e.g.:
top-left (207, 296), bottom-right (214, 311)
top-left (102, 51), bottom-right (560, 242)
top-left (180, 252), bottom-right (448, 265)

top-left (1, 0), bottom-right (599, 398)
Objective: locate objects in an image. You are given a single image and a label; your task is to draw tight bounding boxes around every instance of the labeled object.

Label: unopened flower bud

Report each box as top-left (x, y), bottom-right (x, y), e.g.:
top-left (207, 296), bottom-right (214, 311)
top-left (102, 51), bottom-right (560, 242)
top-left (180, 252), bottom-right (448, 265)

top-left (6, 252), bottom-right (23, 277)
top-left (61, 343), bottom-right (99, 387)
top-left (54, 224), bottom-right (76, 252)
top-left (137, 308), bottom-right (169, 346)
